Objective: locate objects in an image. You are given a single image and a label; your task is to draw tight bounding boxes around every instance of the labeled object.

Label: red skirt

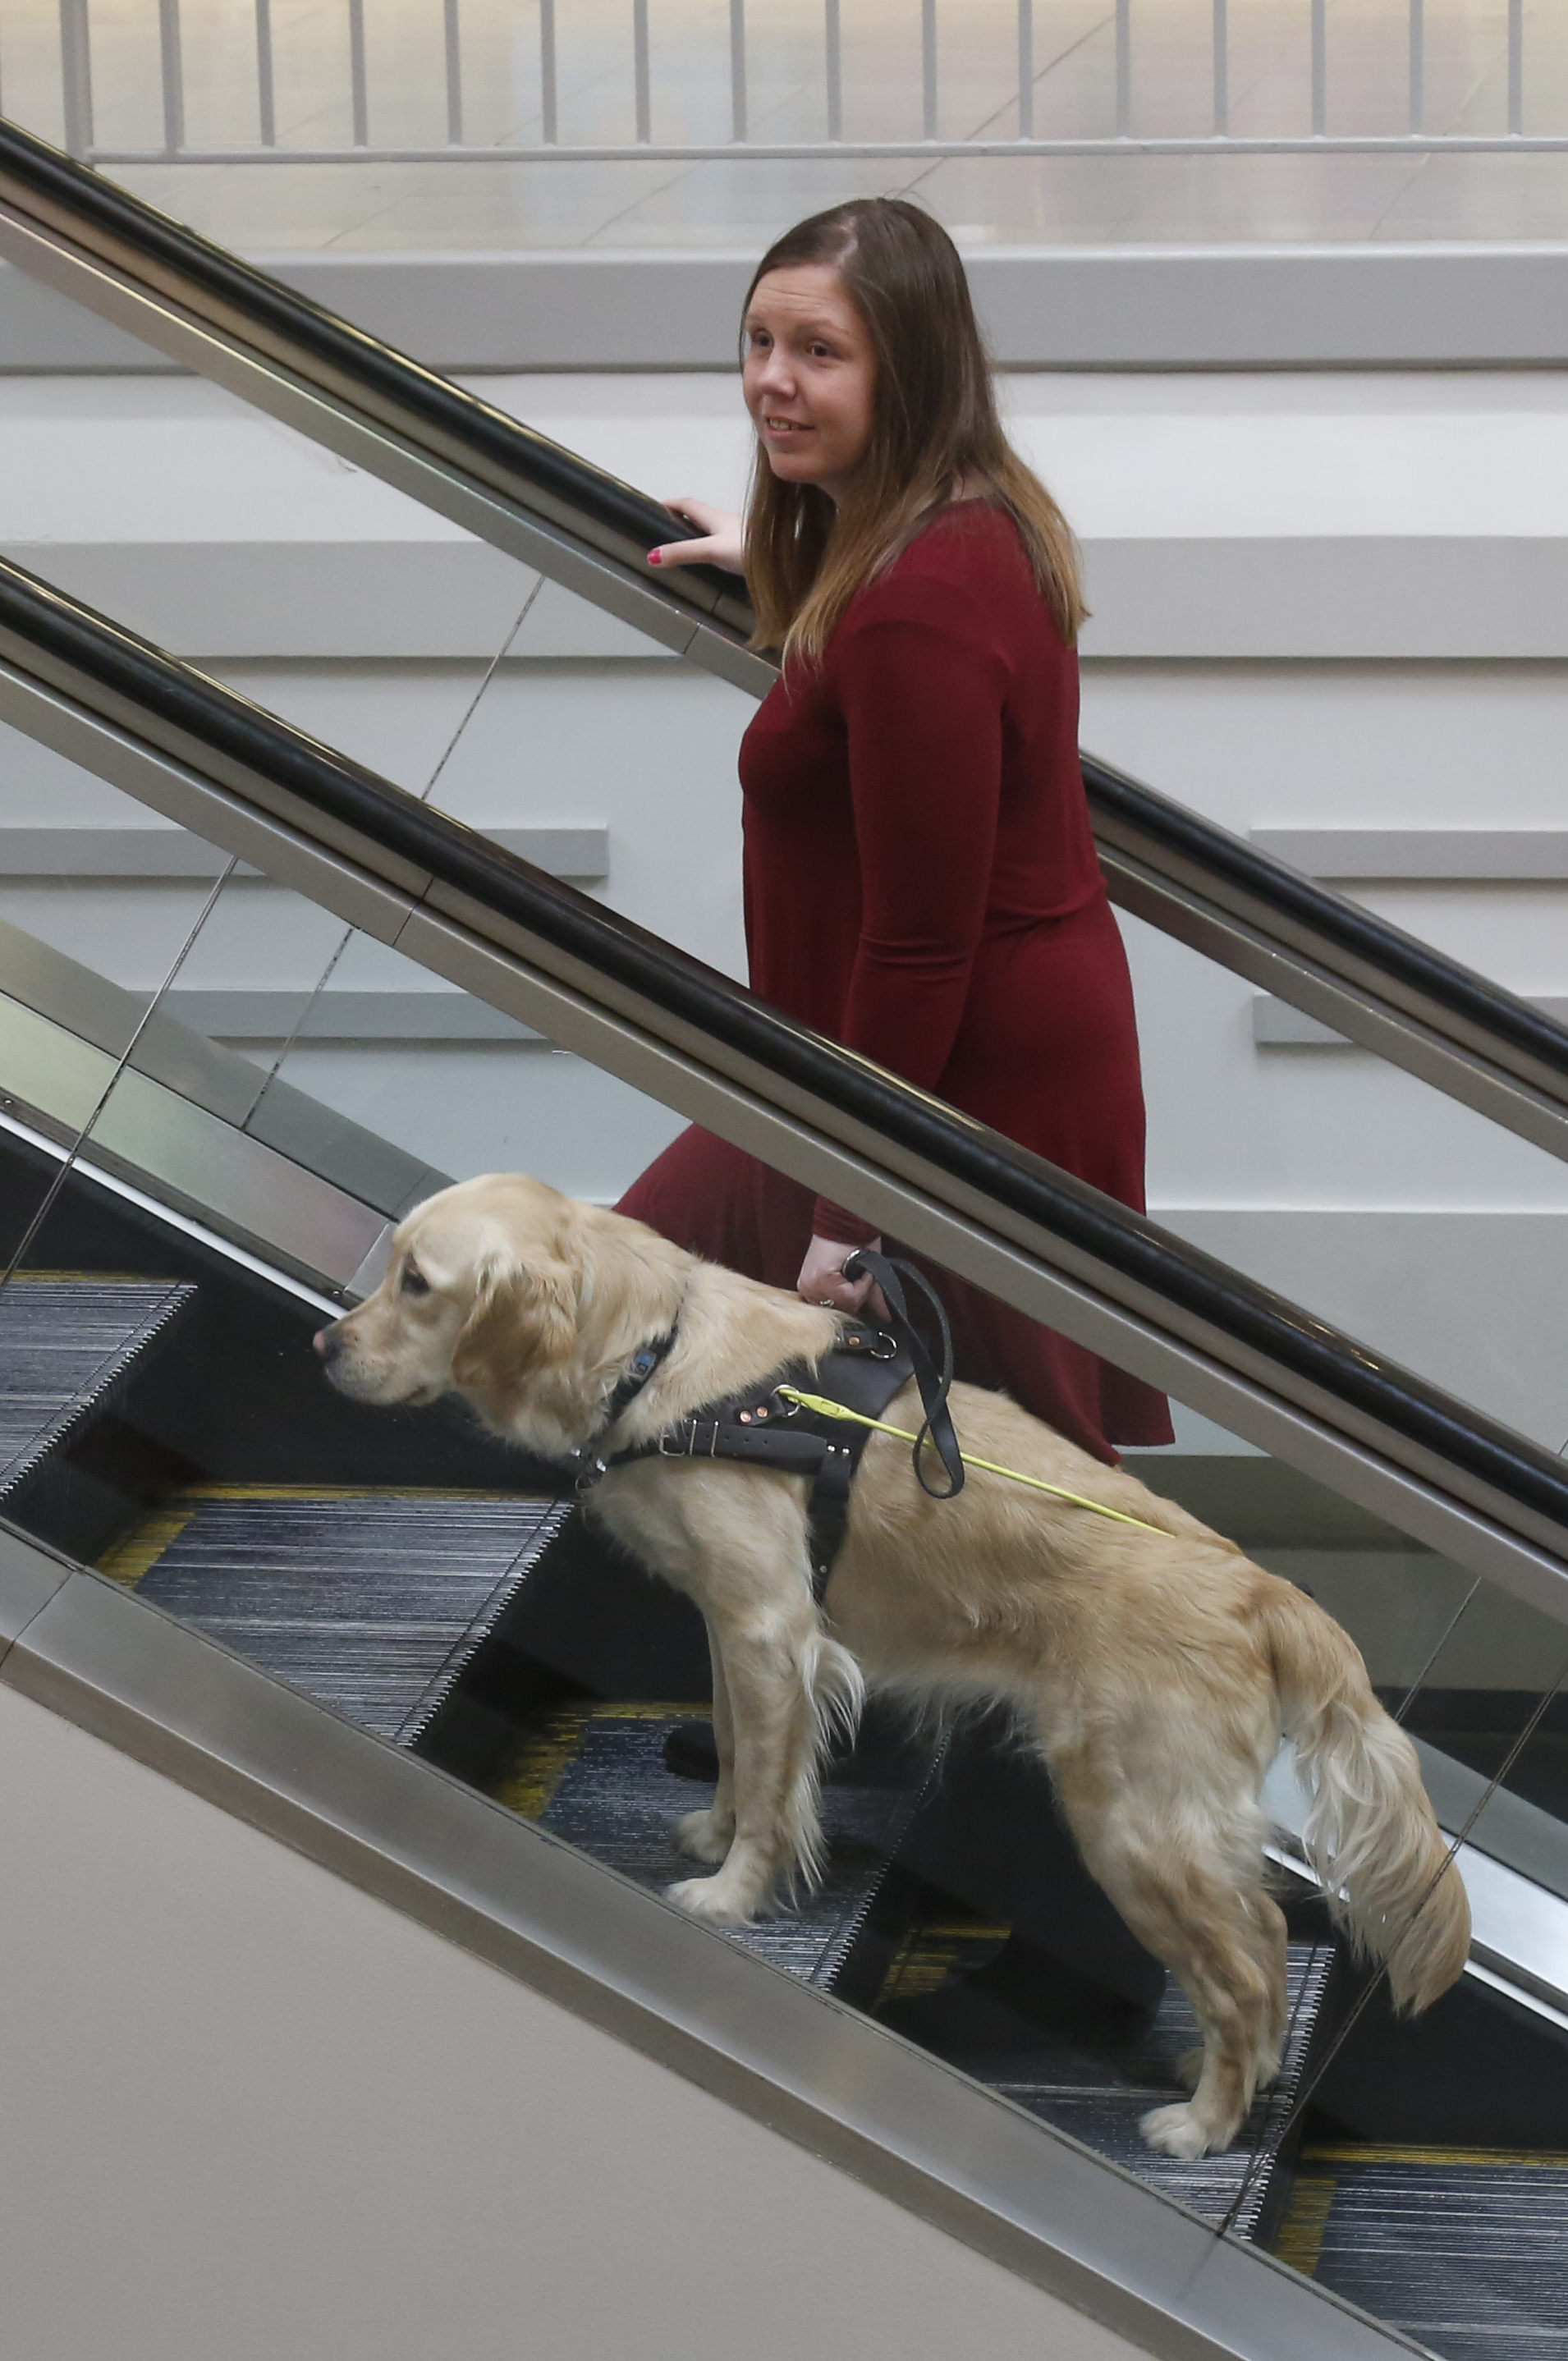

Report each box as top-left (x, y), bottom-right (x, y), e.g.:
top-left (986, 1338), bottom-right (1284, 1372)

top-left (616, 1125), bottom-right (1173, 1466)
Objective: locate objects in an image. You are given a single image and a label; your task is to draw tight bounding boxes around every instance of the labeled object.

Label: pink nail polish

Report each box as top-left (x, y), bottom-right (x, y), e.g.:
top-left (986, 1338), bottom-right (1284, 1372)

top-left (649, 549), bottom-right (663, 566)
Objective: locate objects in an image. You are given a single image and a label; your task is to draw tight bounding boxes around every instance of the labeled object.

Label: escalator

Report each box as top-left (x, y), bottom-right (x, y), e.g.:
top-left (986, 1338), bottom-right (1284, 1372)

top-left (1, 117), bottom-right (1567, 2359)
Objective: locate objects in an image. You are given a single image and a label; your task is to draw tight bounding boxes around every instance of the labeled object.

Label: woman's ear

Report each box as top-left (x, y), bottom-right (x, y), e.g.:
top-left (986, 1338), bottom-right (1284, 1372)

top-left (452, 1250), bottom-right (576, 1392)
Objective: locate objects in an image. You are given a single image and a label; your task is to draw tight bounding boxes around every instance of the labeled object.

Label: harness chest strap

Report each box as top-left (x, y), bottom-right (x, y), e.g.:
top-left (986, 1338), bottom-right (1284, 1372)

top-left (601, 1325), bottom-right (916, 1602)
top-left (574, 1307), bottom-right (1168, 1605)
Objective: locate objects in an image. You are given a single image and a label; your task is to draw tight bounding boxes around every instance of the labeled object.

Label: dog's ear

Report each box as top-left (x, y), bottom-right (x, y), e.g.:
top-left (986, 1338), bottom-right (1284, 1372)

top-left (451, 1247), bottom-right (576, 1392)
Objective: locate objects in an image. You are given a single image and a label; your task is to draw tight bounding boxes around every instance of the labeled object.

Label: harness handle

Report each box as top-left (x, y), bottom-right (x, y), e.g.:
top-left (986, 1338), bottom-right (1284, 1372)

top-left (841, 1249), bottom-right (965, 1501)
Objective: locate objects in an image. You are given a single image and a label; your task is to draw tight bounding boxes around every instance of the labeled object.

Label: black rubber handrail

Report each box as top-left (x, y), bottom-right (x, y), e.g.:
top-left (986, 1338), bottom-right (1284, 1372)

top-left (5, 117), bottom-right (1568, 1102)
top-left (1082, 755), bottom-right (1568, 1083)
top-left (5, 548), bottom-right (1568, 1547)
top-left (0, 116), bottom-right (739, 607)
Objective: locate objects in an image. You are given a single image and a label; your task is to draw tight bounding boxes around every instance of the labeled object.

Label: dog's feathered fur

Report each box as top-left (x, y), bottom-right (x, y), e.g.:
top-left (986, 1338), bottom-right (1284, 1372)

top-left (319, 1171), bottom-right (1470, 2158)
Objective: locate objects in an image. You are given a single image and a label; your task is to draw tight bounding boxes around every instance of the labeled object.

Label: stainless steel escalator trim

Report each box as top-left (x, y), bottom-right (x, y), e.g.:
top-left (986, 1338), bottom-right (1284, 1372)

top-left (0, 1095), bottom-right (369, 1312)
top-left (0, 1526), bottom-right (1425, 2361)
top-left (7, 644), bottom-right (1568, 1635)
top-left (4, 145), bottom-right (1567, 1168)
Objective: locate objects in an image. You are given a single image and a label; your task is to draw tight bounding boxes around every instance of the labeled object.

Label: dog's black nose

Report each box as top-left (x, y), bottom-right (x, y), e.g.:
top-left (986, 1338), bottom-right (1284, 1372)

top-left (314, 1323), bottom-right (344, 1364)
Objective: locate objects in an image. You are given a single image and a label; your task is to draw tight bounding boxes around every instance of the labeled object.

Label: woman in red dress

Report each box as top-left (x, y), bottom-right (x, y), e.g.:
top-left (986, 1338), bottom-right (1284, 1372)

top-left (628, 198), bottom-right (1170, 1464)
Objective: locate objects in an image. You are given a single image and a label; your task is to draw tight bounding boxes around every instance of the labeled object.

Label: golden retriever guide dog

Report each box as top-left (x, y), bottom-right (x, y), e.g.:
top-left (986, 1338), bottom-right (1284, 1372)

top-left (317, 1171), bottom-right (1470, 2158)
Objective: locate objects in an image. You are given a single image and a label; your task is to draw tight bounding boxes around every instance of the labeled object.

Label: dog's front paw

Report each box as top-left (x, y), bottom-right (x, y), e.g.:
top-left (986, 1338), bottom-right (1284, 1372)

top-left (1140, 2102), bottom-right (1228, 2160)
top-left (674, 1807), bottom-right (734, 1865)
top-left (666, 1873), bottom-right (757, 1928)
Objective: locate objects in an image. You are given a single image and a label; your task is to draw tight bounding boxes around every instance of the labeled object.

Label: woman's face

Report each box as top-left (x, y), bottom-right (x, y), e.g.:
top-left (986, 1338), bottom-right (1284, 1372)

top-left (743, 264), bottom-right (876, 504)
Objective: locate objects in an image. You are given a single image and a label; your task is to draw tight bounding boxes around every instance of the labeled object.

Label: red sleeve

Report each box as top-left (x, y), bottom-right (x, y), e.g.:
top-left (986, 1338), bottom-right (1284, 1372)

top-left (812, 576), bottom-right (1009, 1245)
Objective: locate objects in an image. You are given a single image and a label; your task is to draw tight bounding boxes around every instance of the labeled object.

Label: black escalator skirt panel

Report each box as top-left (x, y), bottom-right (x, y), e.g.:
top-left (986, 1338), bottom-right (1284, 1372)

top-left (1278, 2148), bottom-right (1568, 2361)
top-left (129, 1492), bottom-right (571, 1749)
top-left (0, 1276), bottom-right (195, 1497)
top-left (500, 1703), bottom-right (926, 1991)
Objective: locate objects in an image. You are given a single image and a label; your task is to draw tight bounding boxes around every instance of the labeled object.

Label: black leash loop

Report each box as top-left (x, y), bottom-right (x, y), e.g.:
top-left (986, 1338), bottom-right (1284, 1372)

top-left (842, 1249), bottom-right (965, 1501)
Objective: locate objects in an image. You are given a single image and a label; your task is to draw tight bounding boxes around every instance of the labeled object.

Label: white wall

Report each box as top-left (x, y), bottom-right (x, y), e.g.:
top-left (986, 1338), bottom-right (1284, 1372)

top-left (2, 368), bottom-right (1566, 1442)
top-left (0, 1682), bottom-right (1144, 2361)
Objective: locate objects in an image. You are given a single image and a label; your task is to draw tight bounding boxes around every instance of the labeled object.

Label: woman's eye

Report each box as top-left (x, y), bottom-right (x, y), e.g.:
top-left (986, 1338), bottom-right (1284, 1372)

top-left (401, 1267), bottom-right (431, 1298)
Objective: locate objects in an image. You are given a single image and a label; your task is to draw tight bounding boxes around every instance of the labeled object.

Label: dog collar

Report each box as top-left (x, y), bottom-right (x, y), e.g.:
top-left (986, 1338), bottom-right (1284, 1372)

top-left (568, 1323), bottom-right (680, 1494)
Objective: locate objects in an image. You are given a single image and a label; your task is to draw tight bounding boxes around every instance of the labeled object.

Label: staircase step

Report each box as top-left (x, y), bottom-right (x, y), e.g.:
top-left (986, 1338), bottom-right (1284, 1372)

top-left (108, 1489), bottom-right (571, 1749)
top-left (877, 1915), bottom-right (1336, 2238)
top-left (1277, 2145), bottom-right (1568, 2360)
top-left (494, 1702), bottom-right (930, 1992)
top-left (0, 1273), bottom-right (195, 1501)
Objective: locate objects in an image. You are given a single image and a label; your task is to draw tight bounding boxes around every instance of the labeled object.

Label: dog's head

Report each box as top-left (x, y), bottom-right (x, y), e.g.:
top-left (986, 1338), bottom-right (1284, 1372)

top-left (315, 1173), bottom-right (580, 1415)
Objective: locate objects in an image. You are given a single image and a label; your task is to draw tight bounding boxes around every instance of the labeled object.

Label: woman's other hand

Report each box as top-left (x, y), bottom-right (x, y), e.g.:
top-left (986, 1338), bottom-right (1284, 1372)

top-left (648, 497), bottom-right (745, 575)
top-left (797, 1232), bottom-right (885, 1315)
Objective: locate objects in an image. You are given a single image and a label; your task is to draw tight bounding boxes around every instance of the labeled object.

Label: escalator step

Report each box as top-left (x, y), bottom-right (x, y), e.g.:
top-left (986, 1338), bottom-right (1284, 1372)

top-left (108, 1489), bottom-right (571, 1746)
top-left (493, 1702), bottom-right (924, 1988)
top-left (878, 1916), bottom-right (1335, 2237)
top-left (0, 1274), bottom-right (195, 1496)
top-left (1278, 2146), bottom-right (1568, 2360)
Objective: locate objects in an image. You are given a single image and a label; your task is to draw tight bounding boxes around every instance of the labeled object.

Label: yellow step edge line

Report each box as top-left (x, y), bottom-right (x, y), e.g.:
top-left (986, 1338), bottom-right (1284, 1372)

top-left (588, 1700), bottom-right (709, 1722)
top-left (493, 1704), bottom-right (590, 1822)
top-left (493, 1702), bottom-right (722, 1821)
top-left (98, 1505), bottom-right (199, 1589)
top-left (1275, 2175), bottom-right (1336, 2278)
top-left (1303, 2144), bottom-right (1568, 2169)
top-left (916, 1921), bottom-right (1012, 1942)
top-left (174, 1485), bottom-right (552, 1502)
top-left (0, 1270), bottom-right (174, 1282)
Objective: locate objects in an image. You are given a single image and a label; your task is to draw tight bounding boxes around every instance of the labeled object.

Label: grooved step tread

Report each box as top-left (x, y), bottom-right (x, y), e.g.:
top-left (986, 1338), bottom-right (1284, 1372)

top-left (878, 1920), bottom-right (1334, 2238)
top-left (113, 1490), bottom-right (571, 1747)
top-left (1278, 2148), bottom-right (1568, 2359)
top-left (494, 1703), bottom-right (921, 1987)
top-left (0, 1275), bottom-right (195, 1496)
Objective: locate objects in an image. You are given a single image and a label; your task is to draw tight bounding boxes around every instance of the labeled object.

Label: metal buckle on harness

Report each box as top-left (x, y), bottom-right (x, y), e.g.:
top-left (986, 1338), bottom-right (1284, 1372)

top-left (572, 1453), bottom-right (608, 1496)
top-left (657, 1419), bottom-right (722, 1459)
top-left (844, 1327), bottom-right (901, 1362)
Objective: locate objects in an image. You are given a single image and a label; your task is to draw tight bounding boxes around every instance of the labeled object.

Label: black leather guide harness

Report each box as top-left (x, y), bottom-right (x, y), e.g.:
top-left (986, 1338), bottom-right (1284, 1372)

top-left (566, 1252), bottom-right (965, 1602)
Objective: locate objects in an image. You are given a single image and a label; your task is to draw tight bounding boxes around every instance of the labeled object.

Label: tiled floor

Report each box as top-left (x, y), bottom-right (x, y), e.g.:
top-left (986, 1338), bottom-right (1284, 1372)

top-left (2, 0), bottom-right (1566, 248)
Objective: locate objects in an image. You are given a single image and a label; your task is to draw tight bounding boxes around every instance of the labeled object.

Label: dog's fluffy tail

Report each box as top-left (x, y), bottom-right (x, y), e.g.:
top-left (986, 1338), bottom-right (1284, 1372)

top-left (1264, 1583), bottom-right (1470, 2012)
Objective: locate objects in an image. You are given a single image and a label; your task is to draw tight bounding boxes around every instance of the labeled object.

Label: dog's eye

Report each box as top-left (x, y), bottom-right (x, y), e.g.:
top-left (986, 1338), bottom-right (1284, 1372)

top-left (401, 1266), bottom-right (431, 1298)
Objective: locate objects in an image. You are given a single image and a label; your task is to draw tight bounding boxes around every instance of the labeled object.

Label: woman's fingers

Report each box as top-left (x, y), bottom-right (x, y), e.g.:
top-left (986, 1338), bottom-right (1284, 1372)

top-left (648, 534), bottom-right (727, 571)
top-left (649, 498), bottom-right (745, 575)
top-left (796, 1233), bottom-right (882, 1313)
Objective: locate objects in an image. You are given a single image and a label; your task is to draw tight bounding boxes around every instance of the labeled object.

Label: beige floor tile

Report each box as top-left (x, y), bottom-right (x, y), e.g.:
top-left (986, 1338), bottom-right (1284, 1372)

top-left (1373, 149), bottom-right (1568, 239)
top-left (905, 153), bottom-right (1153, 241)
top-left (1103, 152), bottom-right (1434, 242)
top-left (110, 161), bottom-right (415, 248)
top-left (322, 158), bottom-right (690, 245)
top-left (581, 154), bottom-right (932, 247)
top-left (7, 0), bottom-right (1565, 251)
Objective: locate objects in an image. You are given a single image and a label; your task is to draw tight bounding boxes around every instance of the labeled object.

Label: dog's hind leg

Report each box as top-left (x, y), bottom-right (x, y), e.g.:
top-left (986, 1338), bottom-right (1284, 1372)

top-left (1046, 1744), bottom-right (1284, 2158)
top-left (676, 1619), bottom-right (736, 1867)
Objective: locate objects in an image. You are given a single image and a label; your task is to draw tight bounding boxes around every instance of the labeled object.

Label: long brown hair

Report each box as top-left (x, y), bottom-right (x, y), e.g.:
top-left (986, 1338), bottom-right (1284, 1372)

top-left (742, 199), bottom-right (1086, 666)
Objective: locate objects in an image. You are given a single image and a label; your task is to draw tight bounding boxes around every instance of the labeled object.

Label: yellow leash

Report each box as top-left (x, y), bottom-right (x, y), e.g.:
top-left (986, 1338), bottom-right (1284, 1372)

top-left (776, 1386), bottom-right (1171, 1537)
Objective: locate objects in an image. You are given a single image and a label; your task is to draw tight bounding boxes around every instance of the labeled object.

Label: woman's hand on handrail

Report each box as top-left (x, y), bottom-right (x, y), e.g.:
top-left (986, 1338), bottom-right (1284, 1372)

top-left (648, 497), bottom-right (745, 575)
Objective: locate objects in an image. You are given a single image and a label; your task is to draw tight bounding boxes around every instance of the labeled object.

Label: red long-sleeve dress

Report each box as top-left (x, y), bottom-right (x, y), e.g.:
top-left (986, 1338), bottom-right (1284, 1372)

top-left (617, 501), bottom-right (1172, 1462)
